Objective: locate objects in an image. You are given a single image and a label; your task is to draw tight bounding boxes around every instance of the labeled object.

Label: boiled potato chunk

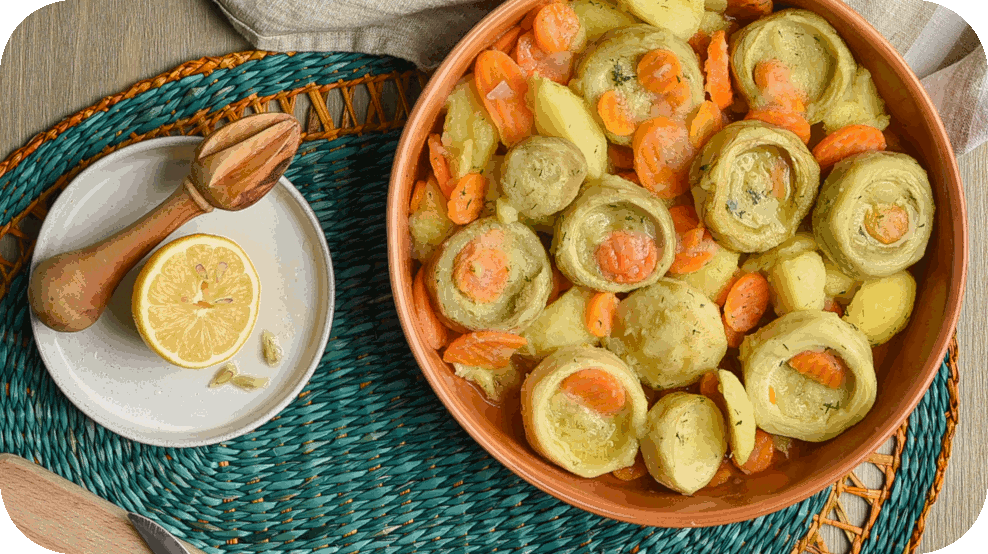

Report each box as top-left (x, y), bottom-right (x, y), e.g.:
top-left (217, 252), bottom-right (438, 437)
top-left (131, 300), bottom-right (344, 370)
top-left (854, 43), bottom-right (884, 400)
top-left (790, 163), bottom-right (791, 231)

top-left (844, 271), bottom-right (917, 346)
top-left (520, 287), bottom-right (600, 360)
top-left (824, 258), bottom-right (860, 303)
top-left (454, 359), bottom-right (525, 402)
top-left (572, 0), bottom-right (640, 42)
top-left (640, 392), bottom-right (727, 495)
top-left (741, 232), bottom-right (818, 274)
top-left (529, 75), bottom-right (607, 179)
top-left (717, 370), bottom-right (756, 466)
top-left (669, 247), bottom-right (739, 302)
top-left (444, 76), bottom-right (499, 179)
top-left (822, 66), bottom-right (891, 134)
top-left (768, 251), bottom-right (827, 315)
top-left (408, 178), bottom-right (457, 261)
top-left (618, 0), bottom-right (704, 40)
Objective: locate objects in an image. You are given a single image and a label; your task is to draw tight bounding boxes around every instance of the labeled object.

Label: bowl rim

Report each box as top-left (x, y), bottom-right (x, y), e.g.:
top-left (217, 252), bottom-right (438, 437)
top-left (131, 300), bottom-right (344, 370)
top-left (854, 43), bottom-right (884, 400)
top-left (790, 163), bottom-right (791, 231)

top-left (387, 0), bottom-right (968, 527)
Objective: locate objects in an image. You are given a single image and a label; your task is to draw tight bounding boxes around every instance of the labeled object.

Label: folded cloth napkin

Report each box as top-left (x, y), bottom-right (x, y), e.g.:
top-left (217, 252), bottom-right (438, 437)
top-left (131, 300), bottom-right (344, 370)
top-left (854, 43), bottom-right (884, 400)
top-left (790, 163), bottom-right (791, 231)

top-left (213, 0), bottom-right (987, 154)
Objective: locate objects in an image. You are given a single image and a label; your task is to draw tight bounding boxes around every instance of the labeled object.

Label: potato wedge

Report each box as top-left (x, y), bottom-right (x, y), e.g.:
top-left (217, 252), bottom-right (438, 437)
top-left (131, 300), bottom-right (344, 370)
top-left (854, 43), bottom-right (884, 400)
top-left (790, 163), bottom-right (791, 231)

top-left (843, 270), bottom-right (916, 346)
top-left (716, 370), bottom-right (756, 466)
top-left (529, 75), bottom-right (607, 179)
top-left (617, 0), bottom-right (704, 40)
top-left (520, 287), bottom-right (601, 360)
top-left (640, 392), bottom-right (727, 495)
top-left (767, 251), bottom-right (827, 315)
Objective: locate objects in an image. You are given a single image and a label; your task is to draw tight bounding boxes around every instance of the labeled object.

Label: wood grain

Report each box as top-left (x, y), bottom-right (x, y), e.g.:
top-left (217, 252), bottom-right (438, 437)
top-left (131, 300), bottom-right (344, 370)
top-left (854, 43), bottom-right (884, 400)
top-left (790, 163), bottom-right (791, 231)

top-left (0, 454), bottom-right (206, 554)
top-left (0, 0), bottom-right (982, 552)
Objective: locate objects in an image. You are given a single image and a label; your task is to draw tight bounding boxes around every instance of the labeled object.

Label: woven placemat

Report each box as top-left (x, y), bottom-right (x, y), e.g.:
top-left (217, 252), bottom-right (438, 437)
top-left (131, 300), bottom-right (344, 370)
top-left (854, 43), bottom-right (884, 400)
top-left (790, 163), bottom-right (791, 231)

top-left (0, 51), bottom-right (958, 554)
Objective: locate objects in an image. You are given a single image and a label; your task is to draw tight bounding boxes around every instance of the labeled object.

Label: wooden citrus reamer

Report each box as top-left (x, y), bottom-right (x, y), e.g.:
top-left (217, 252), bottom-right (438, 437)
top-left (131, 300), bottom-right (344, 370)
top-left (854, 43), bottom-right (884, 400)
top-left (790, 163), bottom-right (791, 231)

top-left (28, 112), bottom-right (302, 332)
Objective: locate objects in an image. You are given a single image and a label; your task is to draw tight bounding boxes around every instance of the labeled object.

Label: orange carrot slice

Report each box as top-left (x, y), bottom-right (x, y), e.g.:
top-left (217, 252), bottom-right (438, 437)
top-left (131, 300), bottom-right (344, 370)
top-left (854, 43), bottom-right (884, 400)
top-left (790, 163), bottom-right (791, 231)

top-left (547, 265), bottom-right (573, 304)
top-left (723, 313), bottom-right (745, 348)
top-left (669, 228), bottom-right (718, 275)
top-left (560, 368), bottom-right (627, 416)
top-left (453, 231), bottom-right (510, 304)
top-left (492, 25), bottom-right (523, 53)
top-left (617, 171), bottom-right (641, 185)
top-left (726, 0), bottom-right (773, 22)
top-left (753, 59), bottom-right (806, 114)
top-left (586, 292), bottom-right (619, 338)
top-left (413, 267), bottom-right (450, 351)
top-left (668, 204), bottom-right (701, 234)
top-left (595, 230), bottom-right (659, 284)
top-left (699, 371), bottom-right (721, 403)
top-left (768, 386), bottom-right (777, 405)
top-left (443, 331), bottom-right (528, 368)
top-left (608, 144), bottom-right (636, 170)
top-left (409, 179), bottom-right (428, 214)
top-left (812, 124), bottom-right (887, 169)
top-left (447, 173), bottom-right (487, 225)
top-left (474, 50), bottom-right (534, 147)
top-left (514, 31), bottom-right (574, 84)
top-left (823, 297), bottom-right (844, 318)
top-left (723, 272), bottom-right (770, 332)
top-left (520, 0), bottom-right (561, 30)
top-left (597, 90), bottom-right (637, 137)
top-left (705, 31), bottom-right (733, 110)
top-left (637, 49), bottom-right (683, 96)
top-left (787, 349), bottom-right (849, 389)
top-left (770, 158), bottom-right (790, 200)
top-left (688, 100), bottom-right (725, 149)
top-left (689, 31), bottom-right (711, 65)
top-left (705, 458), bottom-right (740, 488)
top-left (715, 270), bottom-right (743, 307)
top-left (533, 3), bottom-right (581, 54)
top-left (745, 106), bottom-right (811, 144)
top-left (428, 134), bottom-right (455, 197)
top-left (736, 428), bottom-right (775, 475)
top-left (864, 204), bottom-right (909, 244)
top-left (633, 117), bottom-right (696, 198)
top-left (612, 453), bottom-right (649, 481)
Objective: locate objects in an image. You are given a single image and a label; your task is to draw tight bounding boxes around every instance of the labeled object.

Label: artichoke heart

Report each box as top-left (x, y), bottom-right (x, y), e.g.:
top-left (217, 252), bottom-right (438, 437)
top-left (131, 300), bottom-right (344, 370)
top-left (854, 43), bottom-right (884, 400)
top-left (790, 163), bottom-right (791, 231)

top-left (501, 136), bottom-right (588, 219)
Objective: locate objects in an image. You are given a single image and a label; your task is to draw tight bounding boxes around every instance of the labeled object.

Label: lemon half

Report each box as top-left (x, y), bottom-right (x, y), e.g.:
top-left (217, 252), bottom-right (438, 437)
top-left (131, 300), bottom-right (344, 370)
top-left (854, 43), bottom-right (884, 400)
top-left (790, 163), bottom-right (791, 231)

top-left (133, 234), bottom-right (260, 369)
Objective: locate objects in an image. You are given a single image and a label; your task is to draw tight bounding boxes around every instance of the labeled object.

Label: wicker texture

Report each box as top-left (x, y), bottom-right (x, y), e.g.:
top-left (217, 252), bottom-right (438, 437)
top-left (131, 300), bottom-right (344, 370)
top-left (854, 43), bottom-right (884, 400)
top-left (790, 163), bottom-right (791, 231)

top-left (0, 50), bottom-right (958, 554)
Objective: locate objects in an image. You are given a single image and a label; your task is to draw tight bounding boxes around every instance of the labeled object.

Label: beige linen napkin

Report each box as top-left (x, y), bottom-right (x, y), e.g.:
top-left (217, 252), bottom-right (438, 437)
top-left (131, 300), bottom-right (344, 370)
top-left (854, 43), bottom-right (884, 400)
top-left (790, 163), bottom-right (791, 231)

top-left (213, 0), bottom-right (987, 154)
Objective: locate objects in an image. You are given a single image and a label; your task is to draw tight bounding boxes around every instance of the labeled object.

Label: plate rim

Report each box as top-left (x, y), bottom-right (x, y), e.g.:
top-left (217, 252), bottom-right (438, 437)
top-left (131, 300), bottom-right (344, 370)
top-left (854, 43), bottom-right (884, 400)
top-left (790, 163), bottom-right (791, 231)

top-left (28, 135), bottom-right (335, 448)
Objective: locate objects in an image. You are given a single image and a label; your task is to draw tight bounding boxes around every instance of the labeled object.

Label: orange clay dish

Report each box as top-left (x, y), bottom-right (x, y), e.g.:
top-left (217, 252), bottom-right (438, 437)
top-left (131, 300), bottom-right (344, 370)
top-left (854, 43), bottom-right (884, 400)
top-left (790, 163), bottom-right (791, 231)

top-left (405, 0), bottom-right (933, 497)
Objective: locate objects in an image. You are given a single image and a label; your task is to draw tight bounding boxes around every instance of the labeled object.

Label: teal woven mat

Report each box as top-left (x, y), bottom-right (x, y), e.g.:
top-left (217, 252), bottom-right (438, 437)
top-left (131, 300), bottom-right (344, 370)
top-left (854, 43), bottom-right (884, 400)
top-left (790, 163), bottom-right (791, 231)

top-left (0, 52), bottom-right (953, 553)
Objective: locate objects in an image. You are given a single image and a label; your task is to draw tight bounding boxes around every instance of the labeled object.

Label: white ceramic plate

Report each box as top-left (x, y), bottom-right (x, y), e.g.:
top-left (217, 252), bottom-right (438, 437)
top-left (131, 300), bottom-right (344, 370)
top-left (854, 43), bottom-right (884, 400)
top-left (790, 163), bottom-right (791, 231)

top-left (29, 137), bottom-right (334, 447)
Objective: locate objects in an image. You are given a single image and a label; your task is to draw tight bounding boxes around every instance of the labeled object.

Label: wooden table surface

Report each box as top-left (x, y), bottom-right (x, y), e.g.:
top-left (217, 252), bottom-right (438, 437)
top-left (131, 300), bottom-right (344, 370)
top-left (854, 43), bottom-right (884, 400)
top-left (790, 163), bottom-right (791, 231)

top-left (0, 0), bottom-right (984, 552)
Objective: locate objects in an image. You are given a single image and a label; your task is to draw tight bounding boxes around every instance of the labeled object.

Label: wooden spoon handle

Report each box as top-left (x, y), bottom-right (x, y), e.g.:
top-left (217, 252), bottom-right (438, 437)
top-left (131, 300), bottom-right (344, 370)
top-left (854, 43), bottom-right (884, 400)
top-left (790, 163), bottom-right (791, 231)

top-left (28, 177), bottom-right (212, 332)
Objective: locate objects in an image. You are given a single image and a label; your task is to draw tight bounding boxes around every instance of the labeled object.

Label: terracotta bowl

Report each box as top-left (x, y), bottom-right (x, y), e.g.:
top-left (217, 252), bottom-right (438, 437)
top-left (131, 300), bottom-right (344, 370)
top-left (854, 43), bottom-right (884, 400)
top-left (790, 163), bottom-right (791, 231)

top-left (387, 0), bottom-right (967, 527)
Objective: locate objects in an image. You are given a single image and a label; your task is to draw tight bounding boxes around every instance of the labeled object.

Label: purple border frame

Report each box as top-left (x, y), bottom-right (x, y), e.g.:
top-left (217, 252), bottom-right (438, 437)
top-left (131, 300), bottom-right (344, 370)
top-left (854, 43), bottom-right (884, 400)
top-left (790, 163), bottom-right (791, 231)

top-left (0, 0), bottom-right (988, 554)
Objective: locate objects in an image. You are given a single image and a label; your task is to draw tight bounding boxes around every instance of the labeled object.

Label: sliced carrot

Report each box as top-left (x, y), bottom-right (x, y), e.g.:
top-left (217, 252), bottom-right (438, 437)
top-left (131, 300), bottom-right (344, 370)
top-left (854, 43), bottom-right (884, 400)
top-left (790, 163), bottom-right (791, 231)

top-left (617, 171), bottom-right (641, 185)
top-left (595, 230), bottom-right (659, 284)
top-left (689, 31), bottom-right (711, 65)
top-left (699, 371), bottom-right (723, 408)
top-left (612, 453), bottom-right (649, 481)
top-left (632, 117), bottom-right (696, 199)
top-left (520, 0), bottom-right (561, 30)
top-left (813, 124), bottom-right (887, 170)
top-left (715, 270), bottom-right (743, 307)
top-left (668, 204), bottom-right (701, 234)
top-left (823, 297), bottom-right (844, 318)
top-left (723, 313), bottom-right (745, 348)
top-left (547, 265), bottom-right (573, 304)
top-left (428, 134), bottom-right (455, 197)
top-left (443, 331), bottom-right (528, 368)
top-left (492, 25), bottom-right (523, 53)
top-left (864, 203), bottom-right (909, 244)
top-left (768, 386), bottom-right (777, 405)
top-left (705, 31), bottom-right (733, 110)
top-left (597, 90), bottom-right (637, 137)
top-left (770, 158), bottom-right (790, 200)
top-left (745, 105), bottom-right (811, 144)
top-left (688, 100), bottom-right (725, 149)
top-left (736, 428), bottom-right (775, 475)
top-left (726, 0), bottom-right (773, 22)
top-left (560, 368), bottom-right (627, 416)
top-left (753, 59), bottom-right (806, 114)
top-left (705, 458), bottom-right (740, 488)
top-left (586, 292), bottom-right (619, 338)
top-left (413, 267), bottom-right (450, 351)
top-left (453, 231), bottom-right (510, 304)
top-left (723, 272), bottom-right (770, 332)
top-left (787, 349), bottom-right (849, 389)
top-left (663, 79), bottom-right (693, 112)
top-left (409, 179), bottom-right (428, 214)
top-left (533, 3), bottom-right (581, 54)
top-left (608, 144), bottom-right (636, 170)
top-left (679, 227), bottom-right (705, 251)
top-left (474, 50), bottom-right (534, 147)
top-left (447, 173), bottom-right (487, 225)
top-left (669, 228), bottom-right (718, 274)
top-left (637, 49), bottom-right (683, 96)
top-left (514, 31), bottom-right (574, 84)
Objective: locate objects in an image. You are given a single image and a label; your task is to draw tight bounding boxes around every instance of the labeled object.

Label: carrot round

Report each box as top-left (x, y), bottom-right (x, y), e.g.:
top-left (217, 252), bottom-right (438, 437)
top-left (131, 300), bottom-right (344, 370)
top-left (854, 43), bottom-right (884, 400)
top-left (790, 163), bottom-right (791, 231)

top-left (547, 265), bottom-right (573, 305)
top-left (864, 204), bottom-right (909, 244)
top-left (612, 453), bottom-right (649, 481)
top-left (726, 0), bottom-right (773, 22)
top-left (453, 235), bottom-right (510, 304)
top-left (632, 117), bottom-right (695, 198)
top-left (608, 144), bottom-right (636, 170)
top-left (637, 49), bottom-right (683, 96)
top-left (705, 31), bottom-right (733, 110)
top-left (443, 331), bottom-right (528, 368)
top-left (597, 90), bottom-right (637, 137)
top-left (669, 229), bottom-right (718, 274)
top-left (447, 173), bottom-right (487, 225)
top-left (688, 100), bottom-right (724, 149)
top-left (715, 270), bottom-right (743, 307)
top-left (427, 134), bottom-right (455, 197)
top-left (753, 59), bottom-right (806, 114)
top-left (668, 204), bottom-right (701, 234)
top-left (474, 50), bottom-right (534, 147)
top-left (586, 292), bottom-right (619, 338)
top-left (595, 230), bottom-right (659, 284)
top-left (723, 272), bottom-right (770, 332)
top-left (513, 31), bottom-right (574, 84)
top-left (413, 267), bottom-right (450, 351)
top-left (409, 179), bottom-right (428, 215)
top-left (533, 3), bottom-right (581, 54)
top-left (768, 386), bottom-right (777, 405)
top-left (787, 349), bottom-right (849, 389)
top-left (736, 428), bottom-right (775, 475)
top-left (492, 25), bottom-right (523, 53)
top-left (723, 313), bottom-right (745, 348)
top-left (617, 171), bottom-right (641, 185)
top-left (689, 31), bottom-right (711, 65)
top-left (745, 106), bottom-right (811, 144)
top-left (560, 368), bottom-right (627, 416)
top-left (705, 458), bottom-right (740, 488)
top-left (812, 124), bottom-right (887, 169)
